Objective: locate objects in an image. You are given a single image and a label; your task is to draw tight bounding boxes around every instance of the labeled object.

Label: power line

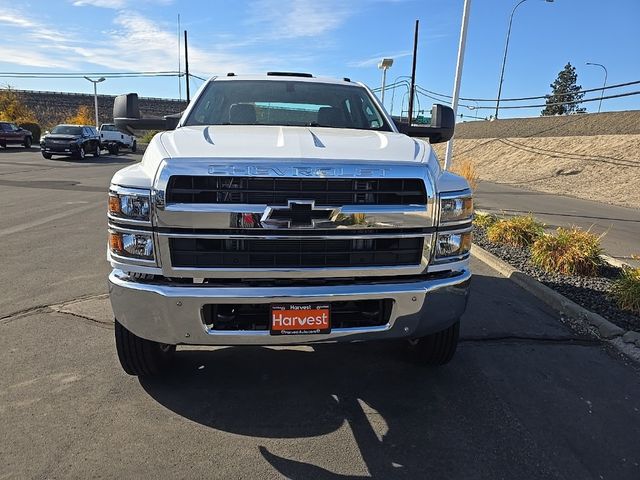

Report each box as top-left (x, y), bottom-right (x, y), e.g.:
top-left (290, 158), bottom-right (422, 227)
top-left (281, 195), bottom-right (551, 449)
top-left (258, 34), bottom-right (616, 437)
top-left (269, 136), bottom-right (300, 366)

top-left (374, 78), bottom-right (640, 104)
top-left (471, 89), bottom-right (640, 110)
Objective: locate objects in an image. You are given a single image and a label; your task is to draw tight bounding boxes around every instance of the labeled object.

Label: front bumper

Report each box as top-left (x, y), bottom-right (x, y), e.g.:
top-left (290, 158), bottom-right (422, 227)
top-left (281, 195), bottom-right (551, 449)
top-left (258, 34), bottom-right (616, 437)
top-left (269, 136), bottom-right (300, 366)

top-left (41, 143), bottom-right (79, 155)
top-left (109, 269), bottom-right (471, 346)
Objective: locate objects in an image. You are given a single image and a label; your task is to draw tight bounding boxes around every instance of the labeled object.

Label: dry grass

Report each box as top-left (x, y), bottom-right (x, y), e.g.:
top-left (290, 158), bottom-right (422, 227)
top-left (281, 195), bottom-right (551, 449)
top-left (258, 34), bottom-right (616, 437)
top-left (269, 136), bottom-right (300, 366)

top-left (531, 227), bottom-right (604, 276)
top-left (487, 215), bottom-right (544, 247)
top-left (473, 212), bottom-right (498, 229)
top-left (611, 267), bottom-right (640, 315)
top-left (450, 157), bottom-right (479, 190)
top-left (433, 134), bottom-right (640, 209)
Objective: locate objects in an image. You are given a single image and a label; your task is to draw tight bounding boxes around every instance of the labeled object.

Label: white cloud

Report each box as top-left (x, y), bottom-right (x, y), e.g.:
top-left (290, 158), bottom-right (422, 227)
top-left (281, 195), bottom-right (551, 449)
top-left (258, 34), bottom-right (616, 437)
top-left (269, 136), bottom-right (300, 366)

top-left (0, 13), bottom-right (37, 28)
top-left (71, 0), bottom-right (172, 8)
top-left (72, 0), bottom-right (127, 7)
top-left (247, 0), bottom-right (354, 39)
top-left (348, 51), bottom-right (413, 68)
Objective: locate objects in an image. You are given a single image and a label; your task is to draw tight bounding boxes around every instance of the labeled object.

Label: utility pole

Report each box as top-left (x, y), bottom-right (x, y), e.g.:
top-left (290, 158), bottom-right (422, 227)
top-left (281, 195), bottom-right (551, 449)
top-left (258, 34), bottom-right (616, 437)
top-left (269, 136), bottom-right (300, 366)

top-left (184, 30), bottom-right (190, 103)
top-left (407, 19), bottom-right (419, 124)
top-left (177, 14), bottom-right (182, 101)
top-left (444, 0), bottom-right (472, 170)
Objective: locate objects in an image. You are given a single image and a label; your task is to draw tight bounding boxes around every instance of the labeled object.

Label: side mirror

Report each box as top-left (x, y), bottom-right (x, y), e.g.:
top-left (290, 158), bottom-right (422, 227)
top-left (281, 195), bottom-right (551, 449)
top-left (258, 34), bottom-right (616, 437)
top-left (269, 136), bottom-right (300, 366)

top-left (113, 93), bottom-right (183, 134)
top-left (394, 104), bottom-right (455, 143)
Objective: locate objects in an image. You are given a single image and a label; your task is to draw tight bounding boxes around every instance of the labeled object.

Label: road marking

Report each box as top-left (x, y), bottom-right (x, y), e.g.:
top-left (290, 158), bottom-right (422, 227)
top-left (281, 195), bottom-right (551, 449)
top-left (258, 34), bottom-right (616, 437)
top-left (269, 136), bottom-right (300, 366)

top-left (0, 202), bottom-right (100, 238)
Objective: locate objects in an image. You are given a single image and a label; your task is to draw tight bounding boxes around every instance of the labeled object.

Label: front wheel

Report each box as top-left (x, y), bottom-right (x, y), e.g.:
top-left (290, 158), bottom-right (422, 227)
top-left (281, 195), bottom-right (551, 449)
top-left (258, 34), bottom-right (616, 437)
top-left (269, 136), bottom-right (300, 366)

top-left (131, 140), bottom-right (137, 153)
top-left (406, 320), bottom-right (460, 366)
top-left (94, 144), bottom-right (101, 157)
top-left (115, 319), bottom-right (175, 376)
top-left (76, 146), bottom-right (85, 160)
top-left (42, 152), bottom-right (52, 159)
top-left (24, 136), bottom-right (32, 148)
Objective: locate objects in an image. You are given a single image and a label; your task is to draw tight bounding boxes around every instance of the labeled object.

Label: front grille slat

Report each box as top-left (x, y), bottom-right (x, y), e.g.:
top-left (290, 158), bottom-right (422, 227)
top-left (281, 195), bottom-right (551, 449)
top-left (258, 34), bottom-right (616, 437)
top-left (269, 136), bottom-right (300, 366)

top-left (170, 237), bottom-right (423, 268)
top-left (166, 176), bottom-right (427, 205)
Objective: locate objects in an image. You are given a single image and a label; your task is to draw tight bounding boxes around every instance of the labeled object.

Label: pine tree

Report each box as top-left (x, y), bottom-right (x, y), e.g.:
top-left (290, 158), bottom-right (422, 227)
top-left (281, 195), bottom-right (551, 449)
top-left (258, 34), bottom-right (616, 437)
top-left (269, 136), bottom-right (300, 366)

top-left (541, 63), bottom-right (586, 116)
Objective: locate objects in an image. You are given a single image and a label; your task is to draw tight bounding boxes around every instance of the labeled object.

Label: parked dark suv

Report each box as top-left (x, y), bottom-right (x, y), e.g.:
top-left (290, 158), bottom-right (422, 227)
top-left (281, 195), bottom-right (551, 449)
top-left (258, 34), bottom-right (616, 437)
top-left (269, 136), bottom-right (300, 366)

top-left (0, 122), bottom-right (33, 149)
top-left (40, 124), bottom-right (101, 160)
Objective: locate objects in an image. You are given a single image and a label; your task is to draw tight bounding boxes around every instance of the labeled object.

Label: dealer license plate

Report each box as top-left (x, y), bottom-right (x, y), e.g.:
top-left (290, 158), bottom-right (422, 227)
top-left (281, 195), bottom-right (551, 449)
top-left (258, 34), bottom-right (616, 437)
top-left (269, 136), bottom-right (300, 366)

top-left (270, 303), bottom-right (331, 335)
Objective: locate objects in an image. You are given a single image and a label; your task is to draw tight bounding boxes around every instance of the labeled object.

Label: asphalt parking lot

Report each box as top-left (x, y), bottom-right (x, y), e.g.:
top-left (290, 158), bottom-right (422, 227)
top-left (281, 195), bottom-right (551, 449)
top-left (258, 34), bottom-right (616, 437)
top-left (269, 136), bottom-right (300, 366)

top-left (1, 148), bottom-right (639, 479)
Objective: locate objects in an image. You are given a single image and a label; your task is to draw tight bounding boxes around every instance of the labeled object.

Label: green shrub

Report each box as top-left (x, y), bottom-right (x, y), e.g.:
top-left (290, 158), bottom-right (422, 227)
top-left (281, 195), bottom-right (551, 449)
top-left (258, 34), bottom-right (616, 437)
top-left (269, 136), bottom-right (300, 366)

top-left (531, 227), bottom-right (603, 276)
top-left (611, 267), bottom-right (640, 315)
top-left (18, 122), bottom-right (41, 142)
top-left (473, 212), bottom-right (497, 230)
top-left (487, 215), bottom-right (544, 247)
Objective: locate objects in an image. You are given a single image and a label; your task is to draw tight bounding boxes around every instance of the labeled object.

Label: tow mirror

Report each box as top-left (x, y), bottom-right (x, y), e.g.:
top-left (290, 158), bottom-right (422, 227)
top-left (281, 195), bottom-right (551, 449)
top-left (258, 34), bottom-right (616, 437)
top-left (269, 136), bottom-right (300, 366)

top-left (394, 104), bottom-right (455, 144)
top-left (113, 93), bottom-right (183, 134)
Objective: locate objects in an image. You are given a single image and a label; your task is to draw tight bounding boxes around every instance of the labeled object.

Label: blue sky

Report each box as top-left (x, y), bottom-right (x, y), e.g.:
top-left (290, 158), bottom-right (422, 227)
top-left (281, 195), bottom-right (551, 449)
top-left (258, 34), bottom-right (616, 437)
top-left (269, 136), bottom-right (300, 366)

top-left (1, 0), bottom-right (639, 119)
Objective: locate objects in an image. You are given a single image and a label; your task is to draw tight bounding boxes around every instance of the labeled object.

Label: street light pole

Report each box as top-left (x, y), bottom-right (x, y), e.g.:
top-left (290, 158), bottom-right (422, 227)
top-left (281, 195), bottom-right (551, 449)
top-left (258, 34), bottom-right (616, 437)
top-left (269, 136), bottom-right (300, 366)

top-left (586, 62), bottom-right (608, 113)
top-left (444, 0), bottom-right (472, 170)
top-left (494, 0), bottom-right (553, 119)
top-left (378, 58), bottom-right (394, 106)
top-left (84, 76), bottom-right (105, 128)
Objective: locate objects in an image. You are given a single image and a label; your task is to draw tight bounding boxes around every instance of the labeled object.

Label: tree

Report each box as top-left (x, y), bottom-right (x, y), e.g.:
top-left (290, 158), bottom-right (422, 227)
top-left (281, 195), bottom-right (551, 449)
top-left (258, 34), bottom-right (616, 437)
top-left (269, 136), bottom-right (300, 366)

top-left (0, 86), bottom-right (37, 123)
top-left (66, 105), bottom-right (94, 125)
top-left (541, 63), bottom-right (586, 116)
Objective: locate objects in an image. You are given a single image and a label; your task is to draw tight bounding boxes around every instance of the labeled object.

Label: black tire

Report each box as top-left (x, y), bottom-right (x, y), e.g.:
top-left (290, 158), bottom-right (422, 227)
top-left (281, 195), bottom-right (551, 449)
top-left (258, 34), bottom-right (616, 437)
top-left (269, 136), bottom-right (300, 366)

top-left (406, 320), bottom-right (460, 366)
top-left (94, 144), bottom-right (101, 157)
top-left (0, 141), bottom-right (5, 149)
top-left (131, 140), bottom-right (137, 153)
top-left (115, 319), bottom-right (175, 376)
top-left (24, 136), bottom-right (32, 148)
top-left (76, 146), bottom-right (85, 160)
top-left (42, 152), bottom-right (52, 159)
top-left (109, 144), bottom-right (120, 156)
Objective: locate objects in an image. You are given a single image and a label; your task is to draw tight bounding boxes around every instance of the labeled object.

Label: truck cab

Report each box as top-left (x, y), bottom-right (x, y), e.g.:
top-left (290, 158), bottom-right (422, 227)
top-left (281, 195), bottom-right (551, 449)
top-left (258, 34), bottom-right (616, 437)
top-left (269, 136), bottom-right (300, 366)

top-left (108, 73), bottom-right (473, 376)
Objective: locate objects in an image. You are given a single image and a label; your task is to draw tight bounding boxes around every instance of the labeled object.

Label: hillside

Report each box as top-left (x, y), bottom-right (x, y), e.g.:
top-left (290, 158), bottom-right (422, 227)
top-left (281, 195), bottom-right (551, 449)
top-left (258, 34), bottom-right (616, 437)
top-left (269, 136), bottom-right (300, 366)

top-left (433, 110), bottom-right (640, 209)
top-left (13, 89), bottom-right (187, 129)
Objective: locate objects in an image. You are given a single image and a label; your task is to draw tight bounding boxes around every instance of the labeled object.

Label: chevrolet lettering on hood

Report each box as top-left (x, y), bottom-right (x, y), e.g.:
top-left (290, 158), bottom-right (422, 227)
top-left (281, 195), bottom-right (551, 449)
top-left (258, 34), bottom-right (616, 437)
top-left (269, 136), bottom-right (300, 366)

top-left (207, 165), bottom-right (391, 177)
top-left (108, 72), bottom-right (472, 377)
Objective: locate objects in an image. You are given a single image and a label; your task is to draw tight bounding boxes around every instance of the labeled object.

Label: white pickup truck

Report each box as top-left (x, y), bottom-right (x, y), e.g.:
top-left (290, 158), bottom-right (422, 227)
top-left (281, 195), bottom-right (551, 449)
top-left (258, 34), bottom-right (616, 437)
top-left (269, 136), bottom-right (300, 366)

top-left (108, 73), bottom-right (472, 377)
top-left (99, 123), bottom-right (137, 154)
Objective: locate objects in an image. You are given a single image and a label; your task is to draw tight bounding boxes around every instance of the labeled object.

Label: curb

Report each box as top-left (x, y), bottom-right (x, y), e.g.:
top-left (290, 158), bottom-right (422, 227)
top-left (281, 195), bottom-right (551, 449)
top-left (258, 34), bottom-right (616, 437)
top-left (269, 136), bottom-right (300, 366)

top-left (470, 245), bottom-right (640, 350)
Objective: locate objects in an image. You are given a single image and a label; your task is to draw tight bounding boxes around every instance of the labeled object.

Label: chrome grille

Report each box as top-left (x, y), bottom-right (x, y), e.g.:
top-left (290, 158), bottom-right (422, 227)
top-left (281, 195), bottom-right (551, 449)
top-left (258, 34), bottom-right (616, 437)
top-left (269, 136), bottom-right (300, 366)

top-left (169, 237), bottom-right (423, 268)
top-left (166, 176), bottom-right (427, 205)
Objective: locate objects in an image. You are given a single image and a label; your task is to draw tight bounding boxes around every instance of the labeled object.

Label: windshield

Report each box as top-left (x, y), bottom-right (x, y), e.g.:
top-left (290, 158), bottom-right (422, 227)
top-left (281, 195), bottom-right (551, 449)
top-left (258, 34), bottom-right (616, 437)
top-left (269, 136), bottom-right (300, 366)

top-left (51, 126), bottom-right (83, 135)
top-left (184, 80), bottom-right (391, 131)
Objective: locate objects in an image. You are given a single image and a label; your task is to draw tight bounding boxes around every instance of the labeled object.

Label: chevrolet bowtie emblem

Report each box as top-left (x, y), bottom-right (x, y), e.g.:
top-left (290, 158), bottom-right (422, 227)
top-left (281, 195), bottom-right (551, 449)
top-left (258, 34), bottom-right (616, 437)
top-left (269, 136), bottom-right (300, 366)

top-left (261, 200), bottom-right (340, 229)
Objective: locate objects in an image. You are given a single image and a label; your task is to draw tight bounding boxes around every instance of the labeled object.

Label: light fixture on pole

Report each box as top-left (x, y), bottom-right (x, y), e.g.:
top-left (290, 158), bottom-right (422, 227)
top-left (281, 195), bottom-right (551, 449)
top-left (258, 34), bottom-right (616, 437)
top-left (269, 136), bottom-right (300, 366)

top-left (586, 62), bottom-right (608, 113)
top-left (84, 76), bottom-right (105, 128)
top-left (378, 58), bottom-right (394, 106)
top-left (494, 0), bottom-right (554, 119)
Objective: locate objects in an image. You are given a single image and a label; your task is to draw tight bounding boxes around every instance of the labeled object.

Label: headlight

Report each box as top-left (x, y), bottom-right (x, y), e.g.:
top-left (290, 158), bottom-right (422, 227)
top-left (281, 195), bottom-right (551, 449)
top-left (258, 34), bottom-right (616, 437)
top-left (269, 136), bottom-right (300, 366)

top-left (435, 231), bottom-right (472, 259)
top-left (440, 193), bottom-right (473, 224)
top-left (108, 186), bottom-right (151, 221)
top-left (109, 231), bottom-right (154, 260)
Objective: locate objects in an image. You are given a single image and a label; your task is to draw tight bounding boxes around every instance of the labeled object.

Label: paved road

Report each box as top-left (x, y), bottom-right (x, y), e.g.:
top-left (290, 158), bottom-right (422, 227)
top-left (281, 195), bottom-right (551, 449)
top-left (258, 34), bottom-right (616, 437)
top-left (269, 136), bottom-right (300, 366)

top-left (475, 181), bottom-right (640, 267)
top-left (1, 149), bottom-right (640, 479)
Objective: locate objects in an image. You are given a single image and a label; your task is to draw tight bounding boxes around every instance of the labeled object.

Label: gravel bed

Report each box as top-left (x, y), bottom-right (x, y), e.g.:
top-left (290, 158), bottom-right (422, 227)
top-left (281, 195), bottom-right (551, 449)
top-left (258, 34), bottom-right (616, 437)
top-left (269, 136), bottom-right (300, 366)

top-left (473, 227), bottom-right (640, 332)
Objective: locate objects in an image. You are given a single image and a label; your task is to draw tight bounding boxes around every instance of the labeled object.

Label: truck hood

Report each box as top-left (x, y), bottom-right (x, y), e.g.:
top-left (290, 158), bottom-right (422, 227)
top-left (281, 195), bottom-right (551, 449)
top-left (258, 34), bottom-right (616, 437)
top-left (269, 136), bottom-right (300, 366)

top-left (158, 125), bottom-right (428, 163)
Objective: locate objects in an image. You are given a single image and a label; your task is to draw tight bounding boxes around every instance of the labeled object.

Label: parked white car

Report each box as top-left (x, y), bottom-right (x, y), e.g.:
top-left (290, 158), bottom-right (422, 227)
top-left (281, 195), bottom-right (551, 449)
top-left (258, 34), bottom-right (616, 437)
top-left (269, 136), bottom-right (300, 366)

top-left (99, 123), bottom-right (136, 154)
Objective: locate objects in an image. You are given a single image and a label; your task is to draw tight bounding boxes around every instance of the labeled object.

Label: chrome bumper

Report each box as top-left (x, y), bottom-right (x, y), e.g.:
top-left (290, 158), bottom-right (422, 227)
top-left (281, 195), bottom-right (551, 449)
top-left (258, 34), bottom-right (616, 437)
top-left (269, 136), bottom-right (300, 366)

top-left (108, 269), bottom-right (471, 346)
